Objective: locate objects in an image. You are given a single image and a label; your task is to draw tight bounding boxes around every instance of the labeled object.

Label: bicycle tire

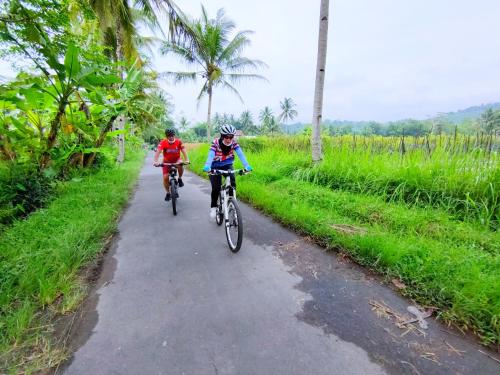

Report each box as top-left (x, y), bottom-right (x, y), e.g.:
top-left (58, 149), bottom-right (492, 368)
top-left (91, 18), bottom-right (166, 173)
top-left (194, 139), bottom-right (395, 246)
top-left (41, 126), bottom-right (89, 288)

top-left (216, 193), bottom-right (223, 226)
top-left (171, 181), bottom-right (178, 216)
top-left (225, 197), bottom-right (243, 252)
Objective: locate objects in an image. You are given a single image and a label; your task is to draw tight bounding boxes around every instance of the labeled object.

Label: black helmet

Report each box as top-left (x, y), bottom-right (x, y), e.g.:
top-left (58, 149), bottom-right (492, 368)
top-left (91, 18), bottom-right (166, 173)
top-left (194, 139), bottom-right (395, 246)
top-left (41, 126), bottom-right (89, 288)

top-left (165, 128), bottom-right (175, 137)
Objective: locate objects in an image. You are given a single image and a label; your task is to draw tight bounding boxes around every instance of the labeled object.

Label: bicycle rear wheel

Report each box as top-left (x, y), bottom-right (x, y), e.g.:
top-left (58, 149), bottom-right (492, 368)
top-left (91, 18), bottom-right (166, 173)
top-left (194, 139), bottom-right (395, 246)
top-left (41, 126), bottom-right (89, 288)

top-left (225, 197), bottom-right (243, 252)
top-left (171, 181), bottom-right (178, 216)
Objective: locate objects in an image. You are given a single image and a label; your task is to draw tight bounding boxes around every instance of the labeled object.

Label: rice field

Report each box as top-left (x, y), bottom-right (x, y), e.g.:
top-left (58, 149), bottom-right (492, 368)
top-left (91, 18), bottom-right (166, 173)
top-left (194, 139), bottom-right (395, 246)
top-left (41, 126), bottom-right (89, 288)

top-left (240, 135), bottom-right (500, 229)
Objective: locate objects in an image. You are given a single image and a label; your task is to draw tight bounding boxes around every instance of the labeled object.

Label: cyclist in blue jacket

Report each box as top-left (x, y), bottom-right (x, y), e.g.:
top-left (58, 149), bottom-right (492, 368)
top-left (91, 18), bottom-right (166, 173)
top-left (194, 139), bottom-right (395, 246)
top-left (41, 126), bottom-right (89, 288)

top-left (203, 124), bottom-right (252, 219)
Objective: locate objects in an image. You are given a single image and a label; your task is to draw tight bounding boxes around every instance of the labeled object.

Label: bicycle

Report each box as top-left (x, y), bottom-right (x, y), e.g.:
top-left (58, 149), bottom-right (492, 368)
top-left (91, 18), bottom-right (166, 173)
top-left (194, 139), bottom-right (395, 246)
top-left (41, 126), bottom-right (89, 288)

top-left (209, 168), bottom-right (250, 253)
top-left (155, 161), bottom-right (189, 216)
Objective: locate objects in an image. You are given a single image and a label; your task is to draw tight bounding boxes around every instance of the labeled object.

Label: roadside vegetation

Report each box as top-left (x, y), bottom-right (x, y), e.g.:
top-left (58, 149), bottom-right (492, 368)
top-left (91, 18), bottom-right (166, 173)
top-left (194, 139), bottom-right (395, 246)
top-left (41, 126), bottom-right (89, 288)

top-left (189, 135), bottom-right (499, 347)
top-left (0, 148), bottom-right (144, 372)
top-left (0, 0), bottom-right (188, 371)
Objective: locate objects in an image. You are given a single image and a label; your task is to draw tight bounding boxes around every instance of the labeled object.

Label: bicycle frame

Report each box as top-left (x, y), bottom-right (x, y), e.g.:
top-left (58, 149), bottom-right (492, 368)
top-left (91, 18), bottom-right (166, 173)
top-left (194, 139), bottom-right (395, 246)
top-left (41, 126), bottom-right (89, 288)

top-left (211, 169), bottom-right (245, 219)
top-left (158, 162), bottom-right (189, 185)
top-left (155, 161), bottom-right (189, 216)
top-left (220, 173), bottom-right (235, 222)
top-left (210, 169), bottom-right (249, 252)
top-left (167, 165), bottom-right (179, 187)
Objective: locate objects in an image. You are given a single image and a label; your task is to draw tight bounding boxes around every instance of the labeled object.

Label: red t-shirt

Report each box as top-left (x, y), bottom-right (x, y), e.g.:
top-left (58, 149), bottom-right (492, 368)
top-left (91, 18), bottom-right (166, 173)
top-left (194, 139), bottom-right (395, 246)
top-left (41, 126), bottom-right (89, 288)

top-left (158, 138), bottom-right (184, 163)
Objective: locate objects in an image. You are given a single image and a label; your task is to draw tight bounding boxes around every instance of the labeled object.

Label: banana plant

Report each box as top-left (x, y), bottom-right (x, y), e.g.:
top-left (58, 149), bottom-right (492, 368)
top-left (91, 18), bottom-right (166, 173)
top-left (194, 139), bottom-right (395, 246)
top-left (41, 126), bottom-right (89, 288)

top-left (1, 2), bottom-right (168, 169)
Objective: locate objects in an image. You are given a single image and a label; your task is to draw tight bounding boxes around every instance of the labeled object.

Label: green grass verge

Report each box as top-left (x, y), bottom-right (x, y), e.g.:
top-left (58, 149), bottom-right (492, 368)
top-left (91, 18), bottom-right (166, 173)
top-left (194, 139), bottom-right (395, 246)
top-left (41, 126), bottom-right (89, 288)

top-left (190, 144), bottom-right (499, 346)
top-left (0, 149), bottom-right (145, 373)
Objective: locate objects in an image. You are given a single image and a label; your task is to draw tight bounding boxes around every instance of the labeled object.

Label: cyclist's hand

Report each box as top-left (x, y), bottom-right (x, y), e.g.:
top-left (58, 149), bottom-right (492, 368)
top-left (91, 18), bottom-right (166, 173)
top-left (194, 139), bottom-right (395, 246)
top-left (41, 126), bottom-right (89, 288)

top-left (185, 160), bottom-right (191, 164)
top-left (245, 165), bottom-right (253, 172)
top-left (202, 165), bottom-right (211, 173)
top-left (153, 161), bottom-right (160, 167)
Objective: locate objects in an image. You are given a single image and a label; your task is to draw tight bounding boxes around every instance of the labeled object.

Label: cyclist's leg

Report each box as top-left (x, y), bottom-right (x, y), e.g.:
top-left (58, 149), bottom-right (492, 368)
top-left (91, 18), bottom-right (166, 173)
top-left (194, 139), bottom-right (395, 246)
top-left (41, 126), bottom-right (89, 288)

top-left (162, 167), bottom-right (170, 191)
top-left (162, 167), bottom-right (171, 200)
top-left (177, 160), bottom-right (184, 187)
top-left (209, 174), bottom-right (222, 208)
top-left (225, 164), bottom-right (236, 196)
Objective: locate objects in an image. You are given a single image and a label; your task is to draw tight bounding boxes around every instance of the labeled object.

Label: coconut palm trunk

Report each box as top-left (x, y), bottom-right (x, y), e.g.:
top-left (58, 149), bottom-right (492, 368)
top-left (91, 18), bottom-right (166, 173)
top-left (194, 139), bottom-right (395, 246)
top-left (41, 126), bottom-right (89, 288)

top-left (115, 22), bottom-right (126, 163)
top-left (311, 0), bottom-right (329, 162)
top-left (206, 82), bottom-right (213, 141)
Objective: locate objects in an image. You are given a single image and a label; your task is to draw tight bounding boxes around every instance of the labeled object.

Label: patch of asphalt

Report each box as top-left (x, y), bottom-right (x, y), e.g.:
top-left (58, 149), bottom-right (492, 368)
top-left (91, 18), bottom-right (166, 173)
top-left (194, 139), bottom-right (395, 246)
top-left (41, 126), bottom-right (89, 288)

top-left (235, 181), bottom-right (500, 375)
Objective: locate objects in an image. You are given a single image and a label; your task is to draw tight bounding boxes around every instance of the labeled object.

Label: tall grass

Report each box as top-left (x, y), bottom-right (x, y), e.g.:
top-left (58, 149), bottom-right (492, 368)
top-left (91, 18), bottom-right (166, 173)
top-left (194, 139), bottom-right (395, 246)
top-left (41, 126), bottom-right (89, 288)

top-left (240, 136), bottom-right (500, 228)
top-left (0, 148), bottom-right (144, 372)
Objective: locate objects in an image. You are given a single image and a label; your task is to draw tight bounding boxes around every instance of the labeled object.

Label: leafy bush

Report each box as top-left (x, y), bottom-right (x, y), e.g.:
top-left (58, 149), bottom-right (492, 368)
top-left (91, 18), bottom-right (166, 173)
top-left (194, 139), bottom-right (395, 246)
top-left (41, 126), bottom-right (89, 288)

top-left (0, 163), bottom-right (55, 225)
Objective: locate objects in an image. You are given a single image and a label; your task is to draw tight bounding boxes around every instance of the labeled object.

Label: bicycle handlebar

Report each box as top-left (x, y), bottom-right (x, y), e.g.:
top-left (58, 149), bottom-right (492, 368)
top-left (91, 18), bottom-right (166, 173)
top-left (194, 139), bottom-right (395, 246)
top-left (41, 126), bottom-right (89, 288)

top-left (208, 169), bottom-right (250, 176)
top-left (154, 161), bottom-right (190, 167)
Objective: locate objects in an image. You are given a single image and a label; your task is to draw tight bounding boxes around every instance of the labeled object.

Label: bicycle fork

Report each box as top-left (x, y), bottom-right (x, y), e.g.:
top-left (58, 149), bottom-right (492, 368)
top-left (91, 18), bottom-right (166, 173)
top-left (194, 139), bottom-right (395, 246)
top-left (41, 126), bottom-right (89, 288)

top-left (222, 179), bottom-right (236, 226)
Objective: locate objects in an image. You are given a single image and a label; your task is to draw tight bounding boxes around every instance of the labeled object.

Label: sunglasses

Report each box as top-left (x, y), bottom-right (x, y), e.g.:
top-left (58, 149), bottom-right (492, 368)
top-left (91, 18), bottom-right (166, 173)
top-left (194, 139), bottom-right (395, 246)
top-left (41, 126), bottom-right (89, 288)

top-left (222, 135), bottom-right (234, 139)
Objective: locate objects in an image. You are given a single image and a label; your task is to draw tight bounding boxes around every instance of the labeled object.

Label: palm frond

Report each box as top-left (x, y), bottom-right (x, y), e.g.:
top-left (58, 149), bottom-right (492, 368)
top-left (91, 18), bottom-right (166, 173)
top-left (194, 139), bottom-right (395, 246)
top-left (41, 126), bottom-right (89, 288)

top-left (225, 57), bottom-right (267, 72)
top-left (160, 41), bottom-right (202, 66)
top-left (130, 7), bottom-right (163, 36)
top-left (133, 35), bottom-right (157, 58)
top-left (160, 71), bottom-right (198, 84)
top-left (217, 30), bottom-right (253, 64)
top-left (220, 80), bottom-right (243, 103)
top-left (201, 4), bottom-right (210, 25)
top-left (161, 0), bottom-right (198, 45)
top-left (214, 8), bottom-right (235, 36)
top-left (226, 73), bottom-right (268, 84)
top-left (196, 81), bottom-right (208, 107)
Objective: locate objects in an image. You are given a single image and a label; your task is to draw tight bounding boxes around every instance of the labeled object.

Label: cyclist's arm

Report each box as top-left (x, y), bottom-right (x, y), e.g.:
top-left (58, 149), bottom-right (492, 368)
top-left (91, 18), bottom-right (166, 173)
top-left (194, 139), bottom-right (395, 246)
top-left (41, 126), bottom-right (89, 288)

top-left (234, 146), bottom-right (249, 168)
top-left (181, 147), bottom-right (189, 162)
top-left (204, 149), bottom-right (215, 169)
top-left (153, 147), bottom-right (162, 164)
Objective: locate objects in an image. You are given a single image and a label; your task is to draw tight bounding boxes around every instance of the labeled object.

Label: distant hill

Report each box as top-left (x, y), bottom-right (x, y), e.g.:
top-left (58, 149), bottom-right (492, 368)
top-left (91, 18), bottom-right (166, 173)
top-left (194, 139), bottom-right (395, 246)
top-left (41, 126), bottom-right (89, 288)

top-left (437, 103), bottom-right (500, 124)
top-left (281, 102), bottom-right (500, 134)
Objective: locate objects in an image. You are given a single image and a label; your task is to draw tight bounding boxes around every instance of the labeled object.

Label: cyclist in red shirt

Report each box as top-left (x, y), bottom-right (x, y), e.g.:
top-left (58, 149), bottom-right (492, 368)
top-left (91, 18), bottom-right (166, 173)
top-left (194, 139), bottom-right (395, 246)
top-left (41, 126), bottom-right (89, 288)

top-left (153, 128), bottom-right (190, 201)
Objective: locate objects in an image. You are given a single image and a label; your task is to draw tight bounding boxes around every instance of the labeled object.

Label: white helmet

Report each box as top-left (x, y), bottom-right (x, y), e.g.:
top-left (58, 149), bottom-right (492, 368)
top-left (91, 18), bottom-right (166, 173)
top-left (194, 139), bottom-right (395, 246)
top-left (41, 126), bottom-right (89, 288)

top-left (220, 124), bottom-right (236, 135)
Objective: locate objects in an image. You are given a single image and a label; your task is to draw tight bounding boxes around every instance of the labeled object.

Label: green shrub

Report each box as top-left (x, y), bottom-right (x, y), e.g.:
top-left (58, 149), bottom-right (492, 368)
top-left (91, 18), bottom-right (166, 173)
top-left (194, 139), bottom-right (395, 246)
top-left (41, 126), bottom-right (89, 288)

top-left (0, 163), bottom-right (55, 225)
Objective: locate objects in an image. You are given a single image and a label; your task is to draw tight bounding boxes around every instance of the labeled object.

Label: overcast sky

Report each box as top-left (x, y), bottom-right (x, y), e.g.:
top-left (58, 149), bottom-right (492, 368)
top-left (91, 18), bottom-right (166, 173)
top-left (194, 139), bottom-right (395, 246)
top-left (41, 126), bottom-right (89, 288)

top-left (154, 0), bottom-right (500, 124)
top-left (2, 0), bottom-right (499, 124)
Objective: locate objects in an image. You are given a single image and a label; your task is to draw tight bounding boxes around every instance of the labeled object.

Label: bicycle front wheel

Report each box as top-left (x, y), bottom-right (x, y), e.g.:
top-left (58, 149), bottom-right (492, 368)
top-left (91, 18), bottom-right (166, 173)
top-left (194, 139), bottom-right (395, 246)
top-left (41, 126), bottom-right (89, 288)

top-left (216, 193), bottom-right (223, 226)
top-left (225, 197), bottom-right (243, 252)
top-left (171, 182), bottom-right (178, 216)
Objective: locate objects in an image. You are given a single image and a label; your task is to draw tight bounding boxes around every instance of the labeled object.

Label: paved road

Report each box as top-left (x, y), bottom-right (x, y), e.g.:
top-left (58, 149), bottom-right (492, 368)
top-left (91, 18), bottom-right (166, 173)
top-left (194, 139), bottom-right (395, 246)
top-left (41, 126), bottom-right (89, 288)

top-left (61, 154), bottom-right (500, 375)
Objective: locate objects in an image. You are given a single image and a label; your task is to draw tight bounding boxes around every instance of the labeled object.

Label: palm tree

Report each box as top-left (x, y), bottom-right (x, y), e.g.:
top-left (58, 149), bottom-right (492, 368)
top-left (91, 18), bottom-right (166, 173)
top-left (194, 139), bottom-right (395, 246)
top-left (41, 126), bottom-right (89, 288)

top-left (89, 0), bottom-right (190, 161)
top-left (160, 6), bottom-right (267, 141)
top-left (239, 110), bottom-right (254, 134)
top-left (90, 0), bottom-right (189, 61)
top-left (259, 106), bottom-right (273, 128)
top-left (260, 106), bottom-right (280, 135)
top-left (311, 0), bottom-right (329, 162)
top-left (278, 97), bottom-right (298, 134)
top-left (178, 116), bottom-right (189, 132)
top-left (267, 116), bottom-right (280, 135)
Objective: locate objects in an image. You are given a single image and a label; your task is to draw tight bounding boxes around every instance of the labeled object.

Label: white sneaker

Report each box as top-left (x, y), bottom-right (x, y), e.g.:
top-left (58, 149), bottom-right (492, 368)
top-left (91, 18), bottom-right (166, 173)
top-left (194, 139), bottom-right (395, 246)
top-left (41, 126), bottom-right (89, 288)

top-left (209, 207), bottom-right (217, 220)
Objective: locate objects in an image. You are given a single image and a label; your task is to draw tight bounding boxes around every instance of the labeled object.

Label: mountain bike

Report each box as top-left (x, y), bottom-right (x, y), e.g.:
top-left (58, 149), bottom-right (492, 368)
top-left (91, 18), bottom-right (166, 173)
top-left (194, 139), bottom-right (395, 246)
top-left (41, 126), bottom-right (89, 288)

top-left (209, 169), bottom-right (250, 253)
top-left (156, 161), bottom-right (189, 216)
